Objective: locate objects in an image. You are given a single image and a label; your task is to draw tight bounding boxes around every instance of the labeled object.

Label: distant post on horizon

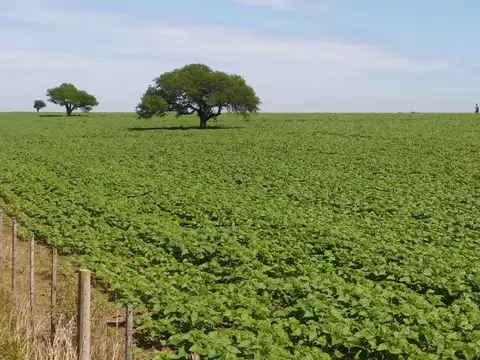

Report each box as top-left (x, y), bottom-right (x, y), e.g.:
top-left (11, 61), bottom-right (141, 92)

top-left (475, 103), bottom-right (479, 113)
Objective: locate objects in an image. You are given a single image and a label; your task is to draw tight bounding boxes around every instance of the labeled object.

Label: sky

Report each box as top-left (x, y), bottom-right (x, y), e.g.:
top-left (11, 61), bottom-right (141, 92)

top-left (1, 0), bottom-right (479, 113)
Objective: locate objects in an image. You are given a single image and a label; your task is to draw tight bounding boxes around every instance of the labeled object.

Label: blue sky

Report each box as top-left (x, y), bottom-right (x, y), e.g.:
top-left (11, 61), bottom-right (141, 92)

top-left (0, 0), bottom-right (479, 112)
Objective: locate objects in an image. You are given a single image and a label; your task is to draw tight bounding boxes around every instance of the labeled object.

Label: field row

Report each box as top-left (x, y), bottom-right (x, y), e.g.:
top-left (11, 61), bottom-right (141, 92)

top-left (1, 113), bottom-right (480, 359)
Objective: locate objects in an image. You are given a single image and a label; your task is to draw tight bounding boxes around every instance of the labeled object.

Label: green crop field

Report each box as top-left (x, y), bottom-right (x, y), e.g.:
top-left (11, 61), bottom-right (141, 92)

top-left (1, 112), bottom-right (480, 359)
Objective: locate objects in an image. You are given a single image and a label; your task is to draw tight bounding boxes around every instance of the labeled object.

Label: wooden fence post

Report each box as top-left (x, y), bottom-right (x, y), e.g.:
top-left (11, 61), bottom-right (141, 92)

top-left (11, 219), bottom-right (17, 294)
top-left (29, 234), bottom-right (36, 330)
top-left (51, 248), bottom-right (58, 345)
top-left (0, 209), bottom-right (3, 272)
top-left (125, 305), bottom-right (134, 360)
top-left (77, 269), bottom-right (91, 360)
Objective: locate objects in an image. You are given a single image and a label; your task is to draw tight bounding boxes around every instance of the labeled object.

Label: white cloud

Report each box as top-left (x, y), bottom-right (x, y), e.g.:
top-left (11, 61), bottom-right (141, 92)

top-left (0, 0), bottom-right (468, 113)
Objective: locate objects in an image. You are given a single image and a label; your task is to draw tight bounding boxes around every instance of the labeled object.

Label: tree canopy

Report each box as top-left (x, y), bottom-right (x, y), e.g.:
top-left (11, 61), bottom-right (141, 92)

top-left (46, 83), bottom-right (99, 116)
top-left (33, 100), bottom-right (47, 112)
top-left (136, 64), bottom-right (261, 128)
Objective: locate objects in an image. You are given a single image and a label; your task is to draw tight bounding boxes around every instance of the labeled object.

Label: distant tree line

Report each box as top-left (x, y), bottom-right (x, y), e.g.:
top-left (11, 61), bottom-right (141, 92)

top-left (33, 63), bottom-right (261, 128)
top-left (33, 83), bottom-right (99, 116)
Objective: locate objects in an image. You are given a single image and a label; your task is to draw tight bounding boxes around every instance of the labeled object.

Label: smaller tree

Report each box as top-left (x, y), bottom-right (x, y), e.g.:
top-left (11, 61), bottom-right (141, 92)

top-left (33, 100), bottom-right (47, 112)
top-left (136, 63), bottom-right (261, 128)
top-left (46, 83), bottom-right (99, 116)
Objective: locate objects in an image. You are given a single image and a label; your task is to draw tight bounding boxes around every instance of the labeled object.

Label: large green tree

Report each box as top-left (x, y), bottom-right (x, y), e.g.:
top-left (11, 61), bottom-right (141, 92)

top-left (136, 64), bottom-right (261, 128)
top-left (33, 100), bottom-right (46, 112)
top-left (46, 83), bottom-right (99, 116)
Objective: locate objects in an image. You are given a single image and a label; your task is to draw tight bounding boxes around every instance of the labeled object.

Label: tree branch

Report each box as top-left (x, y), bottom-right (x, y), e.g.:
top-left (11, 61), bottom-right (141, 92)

top-left (207, 104), bottom-right (223, 120)
top-left (188, 103), bottom-right (199, 112)
top-left (177, 109), bottom-right (196, 116)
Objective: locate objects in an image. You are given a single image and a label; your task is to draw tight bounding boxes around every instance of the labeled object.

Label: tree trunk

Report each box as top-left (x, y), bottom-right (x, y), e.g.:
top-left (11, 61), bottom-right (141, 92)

top-left (199, 117), bottom-right (208, 129)
top-left (36, 109), bottom-right (39, 113)
top-left (66, 105), bottom-right (73, 116)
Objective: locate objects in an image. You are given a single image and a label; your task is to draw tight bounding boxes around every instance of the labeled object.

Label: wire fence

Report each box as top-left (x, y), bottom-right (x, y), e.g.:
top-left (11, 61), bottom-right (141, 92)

top-left (0, 208), bottom-right (200, 360)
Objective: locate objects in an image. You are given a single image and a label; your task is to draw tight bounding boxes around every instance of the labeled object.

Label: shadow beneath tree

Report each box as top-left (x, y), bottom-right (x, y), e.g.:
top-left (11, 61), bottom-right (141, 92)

top-left (128, 125), bottom-right (244, 131)
top-left (38, 114), bottom-right (86, 118)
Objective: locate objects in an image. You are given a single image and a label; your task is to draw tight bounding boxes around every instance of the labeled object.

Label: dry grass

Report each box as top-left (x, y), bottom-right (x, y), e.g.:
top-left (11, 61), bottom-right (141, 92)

top-left (0, 215), bottom-right (125, 360)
